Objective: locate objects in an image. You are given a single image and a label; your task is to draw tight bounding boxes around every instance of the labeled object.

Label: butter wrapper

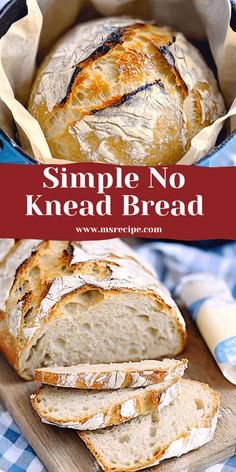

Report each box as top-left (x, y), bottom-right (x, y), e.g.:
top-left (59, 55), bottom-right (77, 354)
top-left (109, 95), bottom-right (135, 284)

top-left (177, 273), bottom-right (236, 385)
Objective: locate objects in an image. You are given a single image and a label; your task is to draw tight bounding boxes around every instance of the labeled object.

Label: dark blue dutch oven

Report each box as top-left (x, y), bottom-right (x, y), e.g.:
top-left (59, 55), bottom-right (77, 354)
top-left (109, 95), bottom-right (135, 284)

top-left (0, 0), bottom-right (235, 165)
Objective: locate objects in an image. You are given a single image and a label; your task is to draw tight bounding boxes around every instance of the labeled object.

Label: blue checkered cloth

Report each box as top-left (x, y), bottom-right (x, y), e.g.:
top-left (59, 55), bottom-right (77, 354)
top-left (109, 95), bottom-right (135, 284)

top-left (0, 404), bottom-right (46, 471)
top-left (0, 0), bottom-right (235, 467)
top-left (137, 241), bottom-right (236, 298)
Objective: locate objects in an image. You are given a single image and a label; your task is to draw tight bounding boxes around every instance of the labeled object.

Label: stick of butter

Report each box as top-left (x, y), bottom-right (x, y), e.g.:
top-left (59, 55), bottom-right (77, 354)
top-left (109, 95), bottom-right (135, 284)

top-left (177, 273), bottom-right (236, 385)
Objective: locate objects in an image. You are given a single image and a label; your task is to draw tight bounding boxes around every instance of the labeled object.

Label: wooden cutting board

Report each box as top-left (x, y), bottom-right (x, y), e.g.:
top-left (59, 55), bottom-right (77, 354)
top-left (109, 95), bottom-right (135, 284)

top-left (0, 311), bottom-right (235, 472)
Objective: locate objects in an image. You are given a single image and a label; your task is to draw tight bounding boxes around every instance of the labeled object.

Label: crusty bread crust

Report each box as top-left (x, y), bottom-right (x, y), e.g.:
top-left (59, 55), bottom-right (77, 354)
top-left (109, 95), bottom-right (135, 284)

top-left (28, 18), bottom-right (225, 165)
top-left (35, 359), bottom-right (188, 389)
top-left (79, 380), bottom-right (220, 472)
top-left (0, 239), bottom-right (186, 379)
top-left (31, 381), bottom-right (181, 430)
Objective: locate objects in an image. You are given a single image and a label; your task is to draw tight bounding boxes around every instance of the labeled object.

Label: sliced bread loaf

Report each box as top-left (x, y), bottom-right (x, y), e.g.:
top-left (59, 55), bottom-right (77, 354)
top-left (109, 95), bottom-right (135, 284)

top-left (79, 379), bottom-right (219, 472)
top-left (35, 359), bottom-right (188, 389)
top-left (0, 239), bottom-right (186, 380)
top-left (31, 380), bottom-right (180, 430)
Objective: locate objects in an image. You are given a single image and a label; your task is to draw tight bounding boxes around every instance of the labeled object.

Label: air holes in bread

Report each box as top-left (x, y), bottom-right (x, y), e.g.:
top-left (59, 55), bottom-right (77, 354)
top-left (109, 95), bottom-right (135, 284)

top-left (54, 338), bottom-right (66, 348)
top-left (119, 434), bottom-right (131, 443)
top-left (146, 327), bottom-right (159, 336)
top-left (138, 314), bottom-right (150, 322)
top-left (125, 306), bottom-right (137, 313)
top-left (128, 347), bottom-right (139, 356)
top-left (79, 290), bottom-right (104, 306)
top-left (63, 292), bottom-right (104, 316)
top-left (195, 398), bottom-right (205, 410)
top-left (83, 323), bottom-right (92, 331)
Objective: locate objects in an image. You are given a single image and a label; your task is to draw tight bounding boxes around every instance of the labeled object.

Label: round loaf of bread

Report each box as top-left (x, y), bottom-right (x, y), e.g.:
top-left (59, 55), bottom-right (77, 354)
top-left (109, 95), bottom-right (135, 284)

top-left (28, 17), bottom-right (225, 165)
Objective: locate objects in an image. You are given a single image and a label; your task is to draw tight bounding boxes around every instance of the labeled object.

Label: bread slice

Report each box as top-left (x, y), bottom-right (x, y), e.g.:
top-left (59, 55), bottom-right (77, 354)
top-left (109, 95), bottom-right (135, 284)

top-left (79, 380), bottom-right (219, 472)
top-left (35, 358), bottom-right (188, 390)
top-left (31, 379), bottom-right (181, 431)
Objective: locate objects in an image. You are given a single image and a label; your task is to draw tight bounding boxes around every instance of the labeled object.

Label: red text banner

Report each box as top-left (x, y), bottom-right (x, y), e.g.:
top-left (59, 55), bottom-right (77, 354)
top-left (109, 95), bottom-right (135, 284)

top-left (0, 163), bottom-right (234, 240)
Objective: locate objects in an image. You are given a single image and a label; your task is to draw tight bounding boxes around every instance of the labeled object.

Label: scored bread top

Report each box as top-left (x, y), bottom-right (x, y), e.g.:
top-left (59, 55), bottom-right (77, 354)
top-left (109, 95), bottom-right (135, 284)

top-left (0, 239), bottom-right (186, 378)
top-left (28, 17), bottom-right (225, 165)
top-left (35, 358), bottom-right (188, 389)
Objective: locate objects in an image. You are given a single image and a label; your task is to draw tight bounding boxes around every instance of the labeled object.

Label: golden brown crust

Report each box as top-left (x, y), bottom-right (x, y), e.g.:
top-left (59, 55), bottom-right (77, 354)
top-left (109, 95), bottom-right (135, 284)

top-left (31, 385), bottom-right (165, 428)
top-left (28, 19), bottom-right (225, 165)
top-left (0, 240), bottom-right (46, 372)
top-left (35, 359), bottom-right (188, 388)
top-left (35, 369), bottom-right (168, 388)
top-left (31, 378), bottom-right (181, 430)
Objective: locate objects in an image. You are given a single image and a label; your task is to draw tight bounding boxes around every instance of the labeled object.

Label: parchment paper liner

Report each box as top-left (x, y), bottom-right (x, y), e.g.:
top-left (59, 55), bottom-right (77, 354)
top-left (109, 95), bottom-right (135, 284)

top-left (0, 0), bottom-right (236, 164)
